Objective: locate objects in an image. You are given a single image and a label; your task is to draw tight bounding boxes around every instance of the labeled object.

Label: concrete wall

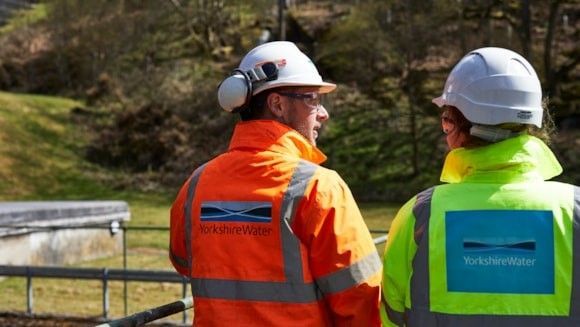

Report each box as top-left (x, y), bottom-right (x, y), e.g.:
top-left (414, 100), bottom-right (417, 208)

top-left (0, 201), bottom-right (130, 266)
top-left (0, 228), bottom-right (124, 266)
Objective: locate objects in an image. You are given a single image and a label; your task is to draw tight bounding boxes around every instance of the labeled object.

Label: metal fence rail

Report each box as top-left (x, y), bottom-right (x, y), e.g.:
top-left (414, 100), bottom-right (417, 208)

top-left (0, 225), bottom-right (389, 325)
top-left (0, 265), bottom-right (184, 282)
top-left (94, 232), bottom-right (390, 326)
top-left (0, 223), bottom-right (169, 316)
top-left (0, 265), bottom-right (190, 322)
top-left (96, 297), bottom-right (193, 327)
top-left (105, 233), bottom-right (389, 325)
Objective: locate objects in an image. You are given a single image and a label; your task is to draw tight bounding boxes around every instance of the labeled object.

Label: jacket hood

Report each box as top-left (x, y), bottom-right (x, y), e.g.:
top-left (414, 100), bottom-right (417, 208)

top-left (228, 120), bottom-right (327, 164)
top-left (440, 134), bottom-right (562, 184)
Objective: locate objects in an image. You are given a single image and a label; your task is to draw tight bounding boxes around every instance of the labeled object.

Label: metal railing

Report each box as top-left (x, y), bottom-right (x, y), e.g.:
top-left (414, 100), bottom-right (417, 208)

top-left (0, 223), bottom-right (170, 319)
top-left (370, 230), bottom-right (389, 245)
top-left (98, 233), bottom-right (389, 326)
top-left (0, 265), bottom-right (190, 323)
top-left (0, 224), bottom-right (388, 325)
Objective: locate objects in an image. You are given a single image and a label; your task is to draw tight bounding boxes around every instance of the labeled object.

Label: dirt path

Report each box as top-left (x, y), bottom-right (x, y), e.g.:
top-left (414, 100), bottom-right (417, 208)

top-left (0, 314), bottom-right (97, 326)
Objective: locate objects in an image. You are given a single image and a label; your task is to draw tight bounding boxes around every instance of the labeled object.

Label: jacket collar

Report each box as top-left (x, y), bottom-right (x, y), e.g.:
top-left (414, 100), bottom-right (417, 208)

top-left (440, 134), bottom-right (562, 184)
top-left (228, 120), bottom-right (327, 164)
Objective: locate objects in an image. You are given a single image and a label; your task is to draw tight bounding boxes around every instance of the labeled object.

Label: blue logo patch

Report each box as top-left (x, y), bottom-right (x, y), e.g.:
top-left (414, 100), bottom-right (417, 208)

top-left (445, 210), bottom-right (554, 294)
top-left (200, 201), bottom-right (272, 223)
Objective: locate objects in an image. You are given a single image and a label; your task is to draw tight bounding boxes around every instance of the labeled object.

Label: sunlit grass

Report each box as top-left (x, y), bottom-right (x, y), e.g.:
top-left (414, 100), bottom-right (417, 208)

top-left (0, 91), bottom-right (103, 200)
top-left (359, 202), bottom-right (399, 253)
top-left (0, 277), bottom-right (185, 323)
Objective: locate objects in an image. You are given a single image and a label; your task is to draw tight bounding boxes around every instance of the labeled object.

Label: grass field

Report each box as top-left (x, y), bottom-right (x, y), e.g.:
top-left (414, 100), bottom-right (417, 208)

top-left (0, 91), bottom-right (400, 322)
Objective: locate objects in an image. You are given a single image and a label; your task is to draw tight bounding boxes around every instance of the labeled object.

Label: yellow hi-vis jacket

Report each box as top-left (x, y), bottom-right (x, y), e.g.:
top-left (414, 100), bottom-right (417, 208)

top-left (171, 120), bottom-right (382, 326)
top-left (381, 134), bottom-right (580, 326)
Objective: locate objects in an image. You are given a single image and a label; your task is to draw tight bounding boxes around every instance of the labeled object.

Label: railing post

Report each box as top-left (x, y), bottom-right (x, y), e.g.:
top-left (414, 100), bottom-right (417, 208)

top-left (103, 268), bottom-right (109, 320)
top-left (182, 278), bottom-right (188, 323)
top-left (123, 224), bottom-right (128, 316)
top-left (26, 266), bottom-right (33, 315)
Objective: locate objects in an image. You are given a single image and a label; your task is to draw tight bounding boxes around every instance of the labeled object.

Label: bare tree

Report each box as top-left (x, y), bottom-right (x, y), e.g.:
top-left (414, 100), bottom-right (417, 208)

top-left (543, 0), bottom-right (579, 100)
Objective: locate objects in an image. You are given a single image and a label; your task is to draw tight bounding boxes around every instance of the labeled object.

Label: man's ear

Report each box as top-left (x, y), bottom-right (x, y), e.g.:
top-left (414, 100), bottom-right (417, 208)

top-left (266, 92), bottom-right (284, 118)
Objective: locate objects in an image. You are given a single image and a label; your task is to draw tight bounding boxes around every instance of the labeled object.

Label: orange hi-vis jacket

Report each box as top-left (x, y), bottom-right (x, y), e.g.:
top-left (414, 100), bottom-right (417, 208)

top-left (170, 120), bottom-right (382, 326)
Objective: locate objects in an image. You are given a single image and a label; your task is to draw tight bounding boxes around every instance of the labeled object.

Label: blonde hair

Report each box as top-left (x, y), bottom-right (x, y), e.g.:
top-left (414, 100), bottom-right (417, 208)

top-left (526, 98), bottom-right (555, 144)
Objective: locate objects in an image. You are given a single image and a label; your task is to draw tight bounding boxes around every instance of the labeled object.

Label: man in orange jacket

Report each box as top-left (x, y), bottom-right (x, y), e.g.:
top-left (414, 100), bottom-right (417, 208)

top-left (170, 41), bottom-right (382, 326)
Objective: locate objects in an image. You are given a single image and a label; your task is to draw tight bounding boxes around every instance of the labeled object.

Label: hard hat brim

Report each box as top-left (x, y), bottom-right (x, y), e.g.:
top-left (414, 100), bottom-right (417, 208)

top-left (432, 96), bottom-right (445, 108)
top-left (316, 82), bottom-right (337, 94)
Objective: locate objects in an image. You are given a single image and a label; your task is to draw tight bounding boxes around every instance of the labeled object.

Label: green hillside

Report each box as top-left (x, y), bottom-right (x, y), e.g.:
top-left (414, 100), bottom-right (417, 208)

top-left (0, 89), bottom-right (393, 228)
top-left (0, 91), bottom-right (96, 199)
top-left (0, 91), bottom-right (173, 234)
top-left (0, 1), bottom-right (577, 201)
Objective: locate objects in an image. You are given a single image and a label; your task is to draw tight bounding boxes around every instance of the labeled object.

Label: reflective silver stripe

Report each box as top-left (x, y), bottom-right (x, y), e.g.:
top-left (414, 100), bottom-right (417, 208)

top-left (170, 250), bottom-right (188, 269)
top-left (572, 186), bottom-right (580, 318)
top-left (406, 310), bottom-right (580, 326)
top-left (409, 187), bottom-right (434, 315)
top-left (316, 252), bottom-right (382, 295)
top-left (280, 160), bottom-right (317, 283)
top-left (192, 278), bottom-right (321, 303)
top-left (184, 164), bottom-right (207, 275)
top-left (412, 187), bottom-right (434, 245)
top-left (383, 298), bottom-right (405, 326)
top-left (281, 160), bottom-right (318, 226)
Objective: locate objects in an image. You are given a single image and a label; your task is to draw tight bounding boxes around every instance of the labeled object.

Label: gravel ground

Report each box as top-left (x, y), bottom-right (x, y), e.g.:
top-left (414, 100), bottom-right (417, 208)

top-left (0, 313), bottom-right (187, 326)
top-left (0, 314), bottom-right (98, 326)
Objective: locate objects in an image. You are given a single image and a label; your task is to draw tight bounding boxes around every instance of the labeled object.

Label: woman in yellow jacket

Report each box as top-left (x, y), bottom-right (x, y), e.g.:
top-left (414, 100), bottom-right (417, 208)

top-left (381, 47), bottom-right (579, 326)
top-left (170, 41), bottom-right (382, 326)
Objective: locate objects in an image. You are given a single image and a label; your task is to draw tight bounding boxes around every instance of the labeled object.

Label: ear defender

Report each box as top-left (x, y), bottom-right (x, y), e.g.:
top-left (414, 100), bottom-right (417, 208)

top-left (218, 69), bottom-right (253, 113)
top-left (217, 62), bottom-right (278, 113)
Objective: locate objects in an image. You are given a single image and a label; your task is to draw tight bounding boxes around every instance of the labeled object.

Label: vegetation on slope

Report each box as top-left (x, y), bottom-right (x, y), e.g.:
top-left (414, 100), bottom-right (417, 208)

top-left (0, 1), bottom-right (577, 200)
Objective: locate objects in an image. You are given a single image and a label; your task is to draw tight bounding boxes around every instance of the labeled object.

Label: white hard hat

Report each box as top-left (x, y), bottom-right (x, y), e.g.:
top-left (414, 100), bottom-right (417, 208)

top-left (217, 41), bottom-right (336, 113)
top-left (432, 47), bottom-right (543, 127)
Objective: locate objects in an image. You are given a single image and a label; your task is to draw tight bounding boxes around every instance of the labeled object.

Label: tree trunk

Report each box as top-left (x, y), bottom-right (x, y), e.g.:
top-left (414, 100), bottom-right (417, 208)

top-left (458, 0), bottom-right (467, 53)
top-left (404, 2), bottom-right (419, 177)
top-left (409, 91), bottom-right (419, 177)
top-left (278, 0), bottom-right (286, 40)
top-left (544, 0), bottom-right (560, 98)
top-left (520, 0), bottom-right (532, 60)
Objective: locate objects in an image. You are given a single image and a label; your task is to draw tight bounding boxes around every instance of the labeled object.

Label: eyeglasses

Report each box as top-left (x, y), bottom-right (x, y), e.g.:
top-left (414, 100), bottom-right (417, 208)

top-left (278, 92), bottom-right (324, 110)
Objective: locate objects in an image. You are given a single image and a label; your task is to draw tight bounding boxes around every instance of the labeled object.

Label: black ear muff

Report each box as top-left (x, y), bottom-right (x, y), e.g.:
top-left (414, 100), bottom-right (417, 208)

top-left (217, 62), bottom-right (279, 113)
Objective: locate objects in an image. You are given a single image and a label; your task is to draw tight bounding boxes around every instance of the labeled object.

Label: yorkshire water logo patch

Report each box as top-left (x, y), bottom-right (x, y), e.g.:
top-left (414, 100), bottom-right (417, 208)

top-left (445, 210), bottom-right (554, 294)
top-left (200, 201), bottom-right (272, 223)
top-left (463, 237), bottom-right (537, 254)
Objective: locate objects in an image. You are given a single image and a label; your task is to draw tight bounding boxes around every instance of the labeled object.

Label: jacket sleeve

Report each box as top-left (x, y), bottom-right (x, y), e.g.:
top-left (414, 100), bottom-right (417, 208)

top-left (295, 170), bottom-right (382, 327)
top-left (380, 197), bottom-right (418, 327)
top-left (169, 178), bottom-right (192, 276)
